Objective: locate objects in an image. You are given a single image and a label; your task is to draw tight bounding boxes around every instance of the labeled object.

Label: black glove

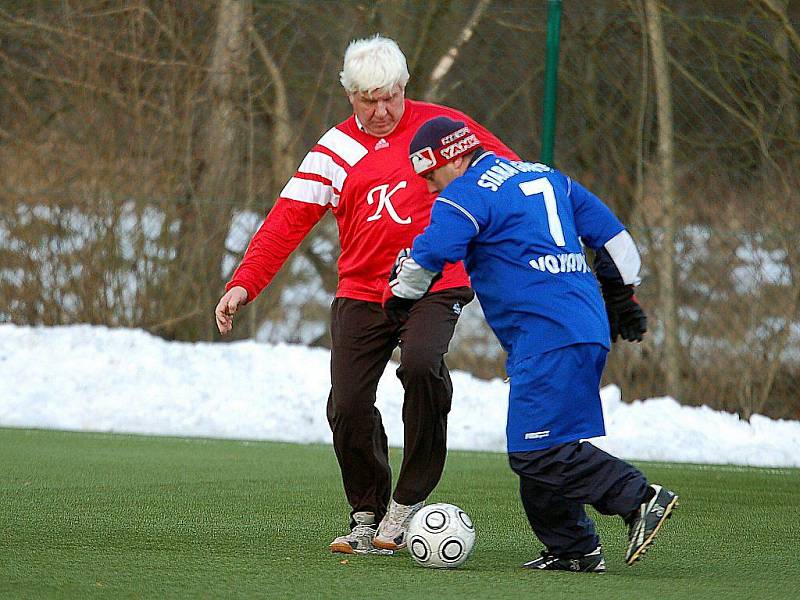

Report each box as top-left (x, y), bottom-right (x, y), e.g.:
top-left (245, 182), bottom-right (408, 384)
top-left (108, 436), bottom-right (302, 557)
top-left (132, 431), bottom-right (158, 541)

top-left (383, 295), bottom-right (415, 327)
top-left (601, 283), bottom-right (647, 343)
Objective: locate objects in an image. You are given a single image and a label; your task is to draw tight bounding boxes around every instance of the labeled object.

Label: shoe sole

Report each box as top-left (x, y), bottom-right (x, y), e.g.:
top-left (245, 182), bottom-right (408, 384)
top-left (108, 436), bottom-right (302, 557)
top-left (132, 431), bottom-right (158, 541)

top-left (372, 537), bottom-right (405, 551)
top-left (330, 542), bottom-right (356, 554)
top-left (625, 495), bottom-right (679, 565)
top-left (522, 564), bottom-right (607, 573)
top-left (330, 542), bottom-right (395, 556)
top-left (522, 550), bottom-right (606, 573)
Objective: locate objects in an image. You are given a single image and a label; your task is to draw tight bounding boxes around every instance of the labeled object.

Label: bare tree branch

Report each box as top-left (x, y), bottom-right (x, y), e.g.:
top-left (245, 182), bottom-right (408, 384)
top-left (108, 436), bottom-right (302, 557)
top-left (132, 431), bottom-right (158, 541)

top-left (753, 0), bottom-right (800, 55)
top-left (424, 0), bottom-right (491, 103)
top-left (0, 6), bottom-right (201, 70)
top-left (249, 22), bottom-right (297, 189)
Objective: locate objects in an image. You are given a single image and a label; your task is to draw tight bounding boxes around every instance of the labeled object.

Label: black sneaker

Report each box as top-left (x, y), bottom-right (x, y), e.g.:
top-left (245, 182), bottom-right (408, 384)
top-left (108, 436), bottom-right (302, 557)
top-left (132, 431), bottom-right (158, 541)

top-left (522, 545), bottom-right (606, 573)
top-left (625, 484), bottom-right (679, 565)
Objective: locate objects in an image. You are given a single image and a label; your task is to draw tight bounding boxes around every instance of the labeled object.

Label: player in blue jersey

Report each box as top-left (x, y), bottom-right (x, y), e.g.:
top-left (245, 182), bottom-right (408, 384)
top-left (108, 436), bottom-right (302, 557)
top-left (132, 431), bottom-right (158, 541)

top-left (385, 116), bottom-right (679, 572)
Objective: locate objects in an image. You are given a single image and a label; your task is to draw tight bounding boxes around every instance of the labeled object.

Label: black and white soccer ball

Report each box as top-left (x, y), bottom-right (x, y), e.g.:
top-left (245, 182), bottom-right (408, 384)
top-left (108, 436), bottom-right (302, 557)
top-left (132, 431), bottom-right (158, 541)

top-left (407, 503), bottom-right (475, 568)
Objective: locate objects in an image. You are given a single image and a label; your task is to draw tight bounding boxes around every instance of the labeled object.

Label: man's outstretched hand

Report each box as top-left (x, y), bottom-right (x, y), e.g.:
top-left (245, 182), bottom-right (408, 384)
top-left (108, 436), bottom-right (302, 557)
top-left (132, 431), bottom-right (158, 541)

top-left (215, 286), bottom-right (248, 335)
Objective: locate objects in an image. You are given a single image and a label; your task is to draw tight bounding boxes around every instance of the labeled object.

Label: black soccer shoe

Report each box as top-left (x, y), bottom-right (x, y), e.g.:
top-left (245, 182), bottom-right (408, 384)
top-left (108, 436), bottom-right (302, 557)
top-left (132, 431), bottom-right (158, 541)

top-left (522, 545), bottom-right (606, 573)
top-left (625, 484), bottom-right (679, 565)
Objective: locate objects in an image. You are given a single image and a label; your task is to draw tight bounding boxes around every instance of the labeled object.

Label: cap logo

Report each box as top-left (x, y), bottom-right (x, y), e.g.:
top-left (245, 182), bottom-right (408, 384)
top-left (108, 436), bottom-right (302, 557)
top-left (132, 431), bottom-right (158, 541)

top-left (440, 134), bottom-right (479, 160)
top-left (410, 147), bottom-right (437, 175)
top-left (441, 127), bottom-right (470, 145)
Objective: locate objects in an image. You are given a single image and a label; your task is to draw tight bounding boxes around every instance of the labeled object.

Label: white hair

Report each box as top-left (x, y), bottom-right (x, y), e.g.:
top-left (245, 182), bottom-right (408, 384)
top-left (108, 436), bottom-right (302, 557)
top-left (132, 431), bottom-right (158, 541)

top-left (339, 35), bottom-right (410, 94)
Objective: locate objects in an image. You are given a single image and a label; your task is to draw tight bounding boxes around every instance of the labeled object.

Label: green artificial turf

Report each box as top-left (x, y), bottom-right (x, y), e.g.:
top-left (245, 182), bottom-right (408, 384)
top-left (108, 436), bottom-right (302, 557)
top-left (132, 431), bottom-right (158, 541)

top-left (1, 428), bottom-right (798, 599)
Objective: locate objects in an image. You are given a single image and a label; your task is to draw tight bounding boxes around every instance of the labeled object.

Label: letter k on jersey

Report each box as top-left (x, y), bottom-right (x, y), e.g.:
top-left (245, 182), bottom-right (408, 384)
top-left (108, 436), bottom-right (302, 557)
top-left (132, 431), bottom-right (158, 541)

top-left (366, 181), bottom-right (411, 224)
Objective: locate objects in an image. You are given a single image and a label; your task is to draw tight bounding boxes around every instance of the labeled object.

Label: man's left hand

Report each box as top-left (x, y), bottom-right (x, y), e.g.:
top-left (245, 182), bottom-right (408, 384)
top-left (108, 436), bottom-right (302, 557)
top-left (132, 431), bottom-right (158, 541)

top-left (614, 296), bottom-right (647, 342)
top-left (602, 283), bottom-right (647, 343)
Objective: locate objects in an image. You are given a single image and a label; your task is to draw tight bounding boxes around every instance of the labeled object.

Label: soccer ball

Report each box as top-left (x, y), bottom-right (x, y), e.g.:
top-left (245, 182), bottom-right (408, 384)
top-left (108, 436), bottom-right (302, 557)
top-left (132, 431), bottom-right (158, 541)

top-left (407, 503), bottom-right (475, 568)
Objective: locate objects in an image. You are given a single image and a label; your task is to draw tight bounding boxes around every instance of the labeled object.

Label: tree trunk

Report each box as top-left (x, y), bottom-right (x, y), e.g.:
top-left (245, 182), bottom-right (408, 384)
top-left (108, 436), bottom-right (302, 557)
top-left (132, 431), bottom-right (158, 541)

top-left (170, 0), bottom-right (248, 341)
top-left (644, 0), bottom-right (682, 399)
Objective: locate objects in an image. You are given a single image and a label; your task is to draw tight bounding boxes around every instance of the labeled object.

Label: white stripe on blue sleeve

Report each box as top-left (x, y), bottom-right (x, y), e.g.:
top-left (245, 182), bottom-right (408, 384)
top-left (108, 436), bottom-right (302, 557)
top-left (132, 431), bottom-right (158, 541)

top-left (604, 230), bottom-right (641, 285)
top-left (437, 197), bottom-right (480, 234)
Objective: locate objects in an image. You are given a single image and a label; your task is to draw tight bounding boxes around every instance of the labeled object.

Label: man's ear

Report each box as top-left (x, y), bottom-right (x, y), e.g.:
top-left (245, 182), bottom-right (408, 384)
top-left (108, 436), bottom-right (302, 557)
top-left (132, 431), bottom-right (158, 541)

top-left (453, 155), bottom-right (470, 174)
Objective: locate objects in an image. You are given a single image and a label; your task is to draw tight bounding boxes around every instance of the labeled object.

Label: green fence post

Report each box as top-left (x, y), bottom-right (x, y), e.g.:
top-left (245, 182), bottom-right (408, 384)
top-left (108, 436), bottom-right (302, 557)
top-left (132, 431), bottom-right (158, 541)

top-left (540, 0), bottom-right (562, 166)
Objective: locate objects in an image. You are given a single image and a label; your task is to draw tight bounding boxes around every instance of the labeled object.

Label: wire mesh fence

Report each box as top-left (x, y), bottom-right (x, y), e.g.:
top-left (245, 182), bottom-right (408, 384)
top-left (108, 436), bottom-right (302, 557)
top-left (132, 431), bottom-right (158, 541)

top-left (1, 1), bottom-right (798, 419)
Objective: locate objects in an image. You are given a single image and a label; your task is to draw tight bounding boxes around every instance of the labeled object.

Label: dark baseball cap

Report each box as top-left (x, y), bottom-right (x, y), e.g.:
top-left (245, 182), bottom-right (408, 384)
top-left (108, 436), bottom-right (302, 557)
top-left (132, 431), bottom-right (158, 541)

top-left (409, 116), bottom-right (481, 176)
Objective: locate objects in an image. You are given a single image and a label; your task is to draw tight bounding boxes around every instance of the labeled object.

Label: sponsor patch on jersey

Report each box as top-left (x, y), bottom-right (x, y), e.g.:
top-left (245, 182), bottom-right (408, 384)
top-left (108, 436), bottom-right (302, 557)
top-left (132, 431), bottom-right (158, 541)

top-left (529, 252), bottom-right (590, 274)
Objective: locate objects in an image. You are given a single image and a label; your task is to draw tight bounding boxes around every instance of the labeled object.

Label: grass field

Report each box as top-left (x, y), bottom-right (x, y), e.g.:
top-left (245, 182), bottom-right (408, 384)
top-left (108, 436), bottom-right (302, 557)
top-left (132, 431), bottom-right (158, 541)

top-left (1, 428), bottom-right (798, 599)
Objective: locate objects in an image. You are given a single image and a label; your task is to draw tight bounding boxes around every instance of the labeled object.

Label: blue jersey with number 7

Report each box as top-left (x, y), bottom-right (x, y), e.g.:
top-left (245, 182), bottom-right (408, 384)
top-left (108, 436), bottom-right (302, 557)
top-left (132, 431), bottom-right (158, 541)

top-left (410, 152), bottom-right (627, 374)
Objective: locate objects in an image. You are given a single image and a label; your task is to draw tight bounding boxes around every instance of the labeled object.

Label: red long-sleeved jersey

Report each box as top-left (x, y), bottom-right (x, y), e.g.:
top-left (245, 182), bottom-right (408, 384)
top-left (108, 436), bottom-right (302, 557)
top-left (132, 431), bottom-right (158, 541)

top-left (227, 99), bottom-right (518, 303)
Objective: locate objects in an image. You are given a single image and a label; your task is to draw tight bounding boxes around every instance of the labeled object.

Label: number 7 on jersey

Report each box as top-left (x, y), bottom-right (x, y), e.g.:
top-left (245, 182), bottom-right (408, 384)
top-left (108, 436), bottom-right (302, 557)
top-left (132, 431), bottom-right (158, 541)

top-left (519, 179), bottom-right (566, 247)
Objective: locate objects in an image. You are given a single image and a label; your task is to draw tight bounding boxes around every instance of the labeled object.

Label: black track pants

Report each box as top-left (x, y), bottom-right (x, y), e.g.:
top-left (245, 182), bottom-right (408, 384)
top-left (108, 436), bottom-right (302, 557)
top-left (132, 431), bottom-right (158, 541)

top-left (326, 288), bottom-right (473, 523)
top-left (508, 441), bottom-right (649, 556)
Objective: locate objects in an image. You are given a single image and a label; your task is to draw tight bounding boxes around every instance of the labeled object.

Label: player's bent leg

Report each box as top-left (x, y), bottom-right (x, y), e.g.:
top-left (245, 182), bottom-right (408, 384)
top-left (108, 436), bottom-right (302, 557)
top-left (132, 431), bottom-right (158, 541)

top-left (511, 450), bottom-right (605, 572)
top-left (510, 451), bottom-right (602, 556)
top-left (392, 287), bottom-right (471, 504)
top-left (327, 298), bottom-right (396, 523)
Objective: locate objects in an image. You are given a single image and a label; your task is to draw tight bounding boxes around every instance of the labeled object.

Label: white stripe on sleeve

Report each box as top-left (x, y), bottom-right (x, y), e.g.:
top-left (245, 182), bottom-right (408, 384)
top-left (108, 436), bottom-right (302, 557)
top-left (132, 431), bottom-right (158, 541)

top-left (297, 151), bottom-right (348, 192)
top-left (604, 229), bottom-right (642, 285)
top-left (317, 127), bottom-right (368, 167)
top-left (280, 177), bottom-right (337, 207)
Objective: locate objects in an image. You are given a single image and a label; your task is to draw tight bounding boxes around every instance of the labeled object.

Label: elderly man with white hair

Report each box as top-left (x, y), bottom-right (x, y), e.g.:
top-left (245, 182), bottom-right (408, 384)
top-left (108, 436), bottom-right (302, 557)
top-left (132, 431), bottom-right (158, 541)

top-left (215, 35), bottom-right (517, 555)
